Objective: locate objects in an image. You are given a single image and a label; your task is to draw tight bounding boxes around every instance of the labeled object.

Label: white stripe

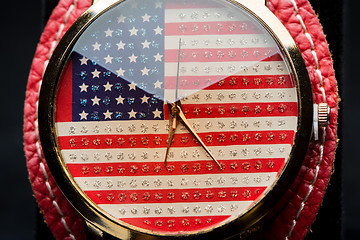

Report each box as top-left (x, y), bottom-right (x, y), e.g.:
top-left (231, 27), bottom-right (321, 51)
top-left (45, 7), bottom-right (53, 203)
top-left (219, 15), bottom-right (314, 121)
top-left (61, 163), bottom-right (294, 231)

top-left (61, 144), bottom-right (292, 163)
top-left (164, 88), bottom-right (297, 104)
top-left (56, 116), bottom-right (297, 136)
top-left (165, 61), bottom-right (289, 76)
top-left (99, 201), bottom-right (254, 218)
top-left (165, 34), bottom-right (273, 49)
top-left (75, 172), bottom-right (277, 191)
top-left (165, 7), bottom-right (246, 23)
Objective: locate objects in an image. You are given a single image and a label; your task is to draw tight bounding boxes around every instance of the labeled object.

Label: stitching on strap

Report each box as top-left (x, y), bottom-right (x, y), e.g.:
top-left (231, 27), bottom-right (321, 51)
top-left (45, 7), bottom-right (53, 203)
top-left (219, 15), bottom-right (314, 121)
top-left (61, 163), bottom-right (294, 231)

top-left (286, 0), bottom-right (327, 239)
top-left (35, 1), bottom-right (79, 239)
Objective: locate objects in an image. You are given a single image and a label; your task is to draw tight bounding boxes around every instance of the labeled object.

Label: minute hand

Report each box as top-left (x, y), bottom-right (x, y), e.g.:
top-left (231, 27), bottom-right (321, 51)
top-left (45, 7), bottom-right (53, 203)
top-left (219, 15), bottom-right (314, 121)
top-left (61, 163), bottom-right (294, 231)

top-left (176, 105), bottom-right (221, 168)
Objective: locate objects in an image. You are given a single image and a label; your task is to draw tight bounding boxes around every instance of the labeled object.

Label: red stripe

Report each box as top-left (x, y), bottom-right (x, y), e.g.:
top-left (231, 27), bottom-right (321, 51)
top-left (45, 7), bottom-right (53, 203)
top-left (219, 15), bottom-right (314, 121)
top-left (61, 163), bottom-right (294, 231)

top-left (166, 102), bottom-right (298, 119)
top-left (119, 216), bottom-right (230, 233)
top-left (85, 187), bottom-right (267, 204)
top-left (164, 75), bottom-right (294, 89)
top-left (165, 21), bottom-right (260, 36)
top-left (165, 48), bottom-right (281, 62)
top-left (55, 61), bottom-right (72, 122)
top-left (58, 130), bottom-right (295, 149)
top-left (67, 158), bottom-right (285, 177)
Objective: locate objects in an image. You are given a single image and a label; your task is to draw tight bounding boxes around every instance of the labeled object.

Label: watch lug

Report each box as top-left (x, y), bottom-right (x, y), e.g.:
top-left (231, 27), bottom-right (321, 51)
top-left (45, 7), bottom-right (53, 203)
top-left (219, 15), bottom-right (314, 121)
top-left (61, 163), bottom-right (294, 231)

top-left (85, 221), bottom-right (104, 240)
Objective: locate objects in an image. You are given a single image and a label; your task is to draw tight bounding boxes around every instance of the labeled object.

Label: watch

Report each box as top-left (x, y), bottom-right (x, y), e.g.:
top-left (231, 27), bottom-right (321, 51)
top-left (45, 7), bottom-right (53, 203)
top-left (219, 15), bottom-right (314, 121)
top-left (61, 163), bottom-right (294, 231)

top-left (23, 0), bottom-right (338, 239)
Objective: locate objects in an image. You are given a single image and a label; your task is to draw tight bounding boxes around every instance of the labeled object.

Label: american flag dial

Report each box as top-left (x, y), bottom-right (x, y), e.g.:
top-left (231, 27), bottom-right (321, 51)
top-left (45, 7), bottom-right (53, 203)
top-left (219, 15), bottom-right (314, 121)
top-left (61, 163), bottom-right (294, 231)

top-left (53, 0), bottom-right (300, 236)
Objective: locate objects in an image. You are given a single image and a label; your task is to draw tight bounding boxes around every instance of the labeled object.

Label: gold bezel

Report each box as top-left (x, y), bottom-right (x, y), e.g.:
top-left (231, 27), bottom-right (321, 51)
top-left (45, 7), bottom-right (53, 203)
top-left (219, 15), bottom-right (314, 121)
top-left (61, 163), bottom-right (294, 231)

top-left (38, 0), bottom-right (313, 239)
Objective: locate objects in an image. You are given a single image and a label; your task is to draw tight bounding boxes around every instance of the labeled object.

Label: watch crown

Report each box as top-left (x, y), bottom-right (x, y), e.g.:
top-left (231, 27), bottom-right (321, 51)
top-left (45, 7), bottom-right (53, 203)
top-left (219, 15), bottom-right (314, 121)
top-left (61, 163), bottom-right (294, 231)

top-left (318, 103), bottom-right (331, 127)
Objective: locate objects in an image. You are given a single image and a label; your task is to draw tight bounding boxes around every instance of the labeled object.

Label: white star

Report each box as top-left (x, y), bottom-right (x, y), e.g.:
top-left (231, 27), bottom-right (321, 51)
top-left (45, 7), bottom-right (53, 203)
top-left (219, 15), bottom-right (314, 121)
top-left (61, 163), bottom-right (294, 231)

top-left (155, 1), bottom-right (162, 8)
top-left (117, 15), bottom-right (126, 23)
top-left (154, 26), bottom-right (163, 35)
top-left (92, 42), bottom-right (101, 51)
top-left (128, 109), bottom-right (137, 119)
top-left (154, 53), bottom-right (163, 62)
top-left (140, 95), bottom-right (150, 104)
top-left (116, 95), bottom-right (125, 104)
top-left (103, 110), bottom-right (113, 119)
top-left (91, 96), bottom-right (101, 106)
top-left (128, 54), bottom-right (138, 63)
top-left (142, 13), bottom-right (151, 22)
top-left (105, 28), bottom-right (113, 37)
top-left (129, 27), bottom-right (138, 36)
top-left (141, 67), bottom-right (150, 76)
top-left (79, 111), bottom-right (88, 120)
top-left (104, 54), bottom-right (113, 64)
top-left (103, 82), bottom-right (113, 91)
top-left (116, 41), bottom-right (125, 50)
top-left (154, 80), bottom-right (163, 89)
top-left (141, 40), bottom-right (151, 49)
top-left (116, 67), bottom-right (125, 77)
top-left (79, 83), bottom-right (88, 92)
top-left (92, 69), bottom-right (101, 78)
top-left (153, 108), bottom-right (162, 119)
top-left (79, 56), bottom-right (88, 65)
top-left (128, 82), bottom-right (137, 90)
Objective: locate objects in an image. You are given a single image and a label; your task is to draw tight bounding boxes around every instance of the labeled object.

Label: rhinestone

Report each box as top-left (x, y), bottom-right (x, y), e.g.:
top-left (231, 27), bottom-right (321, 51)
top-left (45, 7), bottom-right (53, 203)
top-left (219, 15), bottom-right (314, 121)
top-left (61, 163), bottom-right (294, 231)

top-left (143, 207), bottom-right (150, 214)
top-left (142, 192), bottom-right (151, 201)
top-left (206, 190), bottom-right (214, 199)
top-left (142, 180), bottom-right (150, 187)
top-left (254, 148), bottom-right (262, 156)
top-left (154, 179), bottom-right (162, 187)
top-left (217, 177), bottom-right (226, 185)
top-left (242, 176), bottom-right (250, 184)
top-left (182, 192), bottom-right (190, 200)
top-left (241, 148), bottom-right (249, 156)
top-left (129, 179), bottom-right (137, 188)
top-left (118, 193), bottom-right (126, 201)
top-left (167, 179), bottom-right (175, 187)
top-left (182, 219), bottom-right (190, 227)
top-left (217, 205), bottom-right (226, 213)
top-left (155, 193), bottom-right (163, 200)
top-left (193, 178), bottom-right (201, 186)
top-left (243, 190), bottom-right (251, 199)
top-left (254, 161), bottom-right (263, 170)
top-left (230, 177), bottom-right (238, 184)
top-left (205, 205), bottom-right (213, 213)
top-left (193, 206), bottom-right (201, 213)
top-left (155, 207), bottom-right (162, 214)
top-left (117, 180), bottom-right (126, 188)
top-left (230, 204), bottom-right (238, 212)
top-left (130, 193), bottom-right (138, 201)
top-left (254, 176), bottom-right (262, 183)
top-left (183, 207), bottom-right (190, 213)
top-left (193, 191), bottom-right (202, 200)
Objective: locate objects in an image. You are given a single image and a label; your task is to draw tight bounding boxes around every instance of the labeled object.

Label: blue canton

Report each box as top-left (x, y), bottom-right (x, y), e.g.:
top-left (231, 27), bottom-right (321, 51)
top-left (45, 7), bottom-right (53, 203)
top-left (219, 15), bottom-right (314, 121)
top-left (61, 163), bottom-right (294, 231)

top-left (71, 0), bottom-right (165, 122)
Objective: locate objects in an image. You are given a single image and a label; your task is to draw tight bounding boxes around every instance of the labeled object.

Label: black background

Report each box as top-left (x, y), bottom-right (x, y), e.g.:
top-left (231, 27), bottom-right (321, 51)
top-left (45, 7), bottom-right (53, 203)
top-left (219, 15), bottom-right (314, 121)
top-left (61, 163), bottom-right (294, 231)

top-left (0, 0), bottom-right (356, 239)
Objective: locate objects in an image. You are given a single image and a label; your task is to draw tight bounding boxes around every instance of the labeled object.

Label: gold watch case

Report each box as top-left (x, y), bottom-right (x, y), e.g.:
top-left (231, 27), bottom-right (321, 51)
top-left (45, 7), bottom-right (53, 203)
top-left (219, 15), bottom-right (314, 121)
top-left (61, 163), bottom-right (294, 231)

top-left (38, 0), bottom-right (313, 239)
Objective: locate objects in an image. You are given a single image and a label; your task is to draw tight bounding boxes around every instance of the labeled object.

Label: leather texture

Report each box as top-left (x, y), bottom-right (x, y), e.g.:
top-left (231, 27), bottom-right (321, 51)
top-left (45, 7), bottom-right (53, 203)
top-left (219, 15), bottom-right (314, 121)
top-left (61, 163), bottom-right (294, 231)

top-left (24, 0), bottom-right (91, 239)
top-left (24, 0), bottom-right (338, 239)
top-left (265, 0), bottom-right (338, 239)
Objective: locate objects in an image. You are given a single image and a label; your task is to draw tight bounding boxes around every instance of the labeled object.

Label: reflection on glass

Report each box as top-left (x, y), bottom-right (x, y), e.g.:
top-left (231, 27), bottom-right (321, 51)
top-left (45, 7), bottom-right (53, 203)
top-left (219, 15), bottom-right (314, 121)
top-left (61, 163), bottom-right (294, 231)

top-left (54, 0), bottom-right (298, 235)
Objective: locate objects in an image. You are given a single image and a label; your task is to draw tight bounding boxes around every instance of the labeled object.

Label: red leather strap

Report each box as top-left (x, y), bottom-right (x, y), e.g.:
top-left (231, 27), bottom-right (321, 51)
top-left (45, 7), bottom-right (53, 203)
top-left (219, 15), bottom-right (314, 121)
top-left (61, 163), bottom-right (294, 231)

top-left (265, 0), bottom-right (338, 239)
top-left (24, 0), bottom-right (92, 239)
top-left (24, 0), bottom-right (338, 239)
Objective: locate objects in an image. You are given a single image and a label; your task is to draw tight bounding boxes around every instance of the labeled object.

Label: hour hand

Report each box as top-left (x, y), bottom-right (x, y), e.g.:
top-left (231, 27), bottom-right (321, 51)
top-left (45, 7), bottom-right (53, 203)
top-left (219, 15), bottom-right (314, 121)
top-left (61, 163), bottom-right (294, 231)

top-left (164, 103), bottom-right (179, 166)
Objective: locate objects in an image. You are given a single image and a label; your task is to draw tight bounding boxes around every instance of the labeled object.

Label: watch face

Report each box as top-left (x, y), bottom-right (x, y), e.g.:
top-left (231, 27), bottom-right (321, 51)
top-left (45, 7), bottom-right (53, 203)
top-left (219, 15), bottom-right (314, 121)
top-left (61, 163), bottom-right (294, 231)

top-left (41, 0), bottom-right (310, 237)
